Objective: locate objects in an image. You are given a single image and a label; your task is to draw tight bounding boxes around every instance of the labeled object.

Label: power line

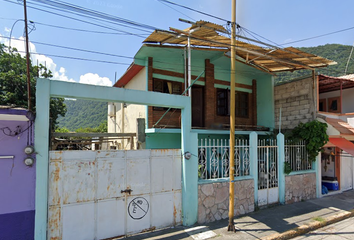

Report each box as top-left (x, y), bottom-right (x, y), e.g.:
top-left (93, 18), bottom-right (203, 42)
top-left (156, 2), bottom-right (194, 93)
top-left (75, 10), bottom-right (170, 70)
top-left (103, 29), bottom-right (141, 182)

top-left (157, 0), bottom-right (196, 22)
top-left (34, 22), bottom-right (149, 36)
top-left (21, 51), bottom-right (131, 65)
top-left (0, 35), bottom-right (134, 59)
top-left (3, 0), bottom-right (148, 38)
top-left (157, 0), bottom-right (229, 23)
top-left (281, 26), bottom-right (354, 46)
top-left (29, 0), bottom-right (158, 32)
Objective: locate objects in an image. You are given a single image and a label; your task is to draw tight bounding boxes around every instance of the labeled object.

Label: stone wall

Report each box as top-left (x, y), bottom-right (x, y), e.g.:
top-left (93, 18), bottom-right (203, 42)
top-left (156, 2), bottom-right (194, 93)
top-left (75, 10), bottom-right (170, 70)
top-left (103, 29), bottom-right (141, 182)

top-left (285, 173), bottom-right (316, 204)
top-left (274, 77), bottom-right (316, 130)
top-left (198, 179), bottom-right (254, 224)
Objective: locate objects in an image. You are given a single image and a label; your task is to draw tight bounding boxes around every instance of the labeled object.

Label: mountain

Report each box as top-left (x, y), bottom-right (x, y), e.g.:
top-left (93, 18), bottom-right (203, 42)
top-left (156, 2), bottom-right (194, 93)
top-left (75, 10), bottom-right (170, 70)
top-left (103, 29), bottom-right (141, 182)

top-left (57, 99), bottom-right (107, 131)
top-left (275, 44), bottom-right (354, 84)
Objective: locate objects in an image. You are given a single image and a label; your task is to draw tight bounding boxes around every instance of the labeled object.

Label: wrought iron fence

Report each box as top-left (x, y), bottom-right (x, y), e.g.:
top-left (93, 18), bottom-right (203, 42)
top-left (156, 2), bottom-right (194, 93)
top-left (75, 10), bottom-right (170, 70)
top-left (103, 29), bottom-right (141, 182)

top-left (198, 138), bottom-right (250, 180)
top-left (285, 140), bottom-right (312, 171)
top-left (257, 139), bottom-right (278, 190)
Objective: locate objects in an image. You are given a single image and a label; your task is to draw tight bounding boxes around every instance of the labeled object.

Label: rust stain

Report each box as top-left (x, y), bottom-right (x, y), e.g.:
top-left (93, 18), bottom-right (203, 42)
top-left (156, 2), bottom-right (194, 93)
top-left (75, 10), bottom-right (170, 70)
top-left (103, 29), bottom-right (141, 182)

top-left (107, 185), bottom-right (110, 191)
top-left (173, 205), bottom-right (177, 224)
top-left (140, 226), bottom-right (156, 233)
top-left (48, 207), bottom-right (61, 239)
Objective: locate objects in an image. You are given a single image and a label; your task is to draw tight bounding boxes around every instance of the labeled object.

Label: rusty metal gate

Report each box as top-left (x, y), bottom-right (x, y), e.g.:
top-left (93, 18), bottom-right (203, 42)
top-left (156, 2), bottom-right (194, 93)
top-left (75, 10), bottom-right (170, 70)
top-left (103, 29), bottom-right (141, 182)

top-left (48, 149), bottom-right (182, 240)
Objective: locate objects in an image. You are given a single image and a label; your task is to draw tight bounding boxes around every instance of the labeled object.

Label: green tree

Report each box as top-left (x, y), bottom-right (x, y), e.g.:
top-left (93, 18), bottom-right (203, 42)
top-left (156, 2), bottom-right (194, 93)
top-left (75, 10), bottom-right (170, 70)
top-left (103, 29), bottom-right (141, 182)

top-left (0, 44), bottom-right (66, 129)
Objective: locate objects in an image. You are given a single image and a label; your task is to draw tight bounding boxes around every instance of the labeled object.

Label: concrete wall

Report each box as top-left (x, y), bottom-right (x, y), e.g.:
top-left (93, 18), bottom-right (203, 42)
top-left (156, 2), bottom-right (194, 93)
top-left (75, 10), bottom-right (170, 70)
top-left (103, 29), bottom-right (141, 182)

top-left (0, 119), bottom-right (35, 240)
top-left (285, 173), bottom-right (316, 204)
top-left (197, 179), bottom-right (254, 224)
top-left (274, 77), bottom-right (316, 130)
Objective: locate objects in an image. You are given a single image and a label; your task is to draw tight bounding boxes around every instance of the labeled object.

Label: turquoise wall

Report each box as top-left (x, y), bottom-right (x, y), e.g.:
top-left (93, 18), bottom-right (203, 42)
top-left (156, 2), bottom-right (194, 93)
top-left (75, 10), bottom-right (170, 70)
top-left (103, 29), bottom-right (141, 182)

top-left (135, 45), bottom-right (275, 130)
top-left (146, 133), bottom-right (181, 149)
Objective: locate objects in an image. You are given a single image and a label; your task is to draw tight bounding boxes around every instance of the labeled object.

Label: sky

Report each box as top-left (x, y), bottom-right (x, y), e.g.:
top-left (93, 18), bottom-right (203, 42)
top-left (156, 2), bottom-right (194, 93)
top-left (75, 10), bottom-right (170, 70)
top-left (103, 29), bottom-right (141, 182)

top-left (1, 0), bottom-right (354, 86)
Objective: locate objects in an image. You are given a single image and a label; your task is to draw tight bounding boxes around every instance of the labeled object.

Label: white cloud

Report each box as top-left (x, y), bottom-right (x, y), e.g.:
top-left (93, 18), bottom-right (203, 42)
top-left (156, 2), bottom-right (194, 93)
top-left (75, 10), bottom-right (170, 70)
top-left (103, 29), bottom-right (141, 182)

top-left (79, 73), bottom-right (112, 86)
top-left (1, 35), bottom-right (112, 86)
top-left (4, 27), bottom-right (11, 33)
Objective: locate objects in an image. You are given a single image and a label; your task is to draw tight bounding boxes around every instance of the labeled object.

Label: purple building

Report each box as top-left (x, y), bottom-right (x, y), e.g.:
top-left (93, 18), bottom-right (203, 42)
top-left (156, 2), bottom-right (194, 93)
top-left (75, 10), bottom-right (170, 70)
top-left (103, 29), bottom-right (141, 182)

top-left (0, 107), bottom-right (35, 240)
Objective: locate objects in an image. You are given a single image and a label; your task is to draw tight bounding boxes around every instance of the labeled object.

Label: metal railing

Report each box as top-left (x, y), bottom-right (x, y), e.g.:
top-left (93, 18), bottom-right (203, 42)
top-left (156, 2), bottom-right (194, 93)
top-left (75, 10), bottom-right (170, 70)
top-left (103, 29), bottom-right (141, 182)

top-left (198, 138), bottom-right (250, 180)
top-left (285, 140), bottom-right (312, 172)
top-left (258, 139), bottom-right (278, 189)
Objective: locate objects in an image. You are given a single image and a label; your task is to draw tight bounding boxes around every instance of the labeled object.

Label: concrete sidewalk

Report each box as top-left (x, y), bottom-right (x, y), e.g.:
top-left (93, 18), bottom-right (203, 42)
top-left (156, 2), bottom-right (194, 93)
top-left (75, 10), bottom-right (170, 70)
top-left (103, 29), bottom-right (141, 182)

top-left (122, 190), bottom-right (354, 240)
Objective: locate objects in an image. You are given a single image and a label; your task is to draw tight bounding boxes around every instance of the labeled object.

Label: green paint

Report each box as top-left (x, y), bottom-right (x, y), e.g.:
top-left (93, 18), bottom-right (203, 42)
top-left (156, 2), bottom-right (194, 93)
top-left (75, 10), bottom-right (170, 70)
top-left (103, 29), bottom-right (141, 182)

top-left (257, 75), bottom-right (275, 129)
top-left (277, 133), bottom-right (285, 204)
top-left (153, 73), bottom-right (184, 82)
top-left (145, 133), bottom-right (181, 149)
top-left (34, 78), bottom-right (51, 240)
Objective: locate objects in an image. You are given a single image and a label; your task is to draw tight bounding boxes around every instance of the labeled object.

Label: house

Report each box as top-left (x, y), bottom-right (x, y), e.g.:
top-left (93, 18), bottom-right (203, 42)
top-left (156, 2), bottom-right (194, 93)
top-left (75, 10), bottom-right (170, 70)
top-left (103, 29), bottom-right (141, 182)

top-left (0, 106), bottom-right (35, 240)
top-left (274, 74), bottom-right (354, 198)
top-left (108, 20), bottom-right (336, 223)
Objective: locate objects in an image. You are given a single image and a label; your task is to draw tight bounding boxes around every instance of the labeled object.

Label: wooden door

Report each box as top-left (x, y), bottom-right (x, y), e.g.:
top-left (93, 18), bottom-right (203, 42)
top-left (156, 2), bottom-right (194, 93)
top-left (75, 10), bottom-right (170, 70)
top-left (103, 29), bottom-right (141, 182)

top-left (192, 87), bottom-right (204, 127)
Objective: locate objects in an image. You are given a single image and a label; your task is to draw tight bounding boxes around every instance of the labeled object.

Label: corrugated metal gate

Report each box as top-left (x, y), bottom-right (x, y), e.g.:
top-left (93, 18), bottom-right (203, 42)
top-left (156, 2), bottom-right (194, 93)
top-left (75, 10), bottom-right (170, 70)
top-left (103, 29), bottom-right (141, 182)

top-left (48, 149), bottom-right (182, 240)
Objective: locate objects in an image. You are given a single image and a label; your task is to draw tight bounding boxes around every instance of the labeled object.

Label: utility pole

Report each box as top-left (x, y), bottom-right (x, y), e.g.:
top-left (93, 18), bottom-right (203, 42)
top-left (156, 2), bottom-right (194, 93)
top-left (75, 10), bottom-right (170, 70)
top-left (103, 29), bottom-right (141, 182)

top-left (228, 0), bottom-right (236, 232)
top-left (23, 0), bottom-right (32, 111)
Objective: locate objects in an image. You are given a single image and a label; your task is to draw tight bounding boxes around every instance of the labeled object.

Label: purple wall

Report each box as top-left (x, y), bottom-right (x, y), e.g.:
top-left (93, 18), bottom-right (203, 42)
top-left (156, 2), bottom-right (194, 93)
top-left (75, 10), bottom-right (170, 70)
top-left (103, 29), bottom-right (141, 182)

top-left (0, 112), bottom-right (35, 240)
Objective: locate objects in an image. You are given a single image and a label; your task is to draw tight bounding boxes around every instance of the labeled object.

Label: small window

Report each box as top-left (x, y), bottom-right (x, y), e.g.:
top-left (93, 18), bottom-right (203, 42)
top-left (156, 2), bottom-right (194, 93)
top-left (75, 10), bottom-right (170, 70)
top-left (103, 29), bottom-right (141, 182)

top-left (328, 97), bottom-right (341, 113)
top-left (216, 89), bottom-right (249, 118)
top-left (153, 79), bottom-right (182, 110)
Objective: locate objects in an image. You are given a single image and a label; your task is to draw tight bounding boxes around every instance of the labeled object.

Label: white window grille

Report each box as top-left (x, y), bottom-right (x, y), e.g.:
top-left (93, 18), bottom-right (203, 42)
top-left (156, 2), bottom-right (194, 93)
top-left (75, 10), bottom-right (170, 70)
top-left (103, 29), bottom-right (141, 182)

top-left (198, 138), bottom-right (250, 180)
top-left (285, 140), bottom-right (313, 171)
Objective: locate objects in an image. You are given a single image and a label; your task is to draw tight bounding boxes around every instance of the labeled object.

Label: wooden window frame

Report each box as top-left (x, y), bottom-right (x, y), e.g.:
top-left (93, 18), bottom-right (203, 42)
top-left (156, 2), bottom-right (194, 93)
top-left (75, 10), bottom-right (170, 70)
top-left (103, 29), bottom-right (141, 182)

top-left (328, 97), bottom-right (341, 113)
top-left (153, 78), bottom-right (182, 110)
top-left (216, 89), bottom-right (249, 118)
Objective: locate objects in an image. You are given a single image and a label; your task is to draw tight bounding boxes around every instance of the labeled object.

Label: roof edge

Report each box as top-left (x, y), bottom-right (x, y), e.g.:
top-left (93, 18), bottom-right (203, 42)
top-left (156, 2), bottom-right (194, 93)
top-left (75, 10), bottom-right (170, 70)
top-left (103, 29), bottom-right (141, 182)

top-left (114, 64), bottom-right (144, 88)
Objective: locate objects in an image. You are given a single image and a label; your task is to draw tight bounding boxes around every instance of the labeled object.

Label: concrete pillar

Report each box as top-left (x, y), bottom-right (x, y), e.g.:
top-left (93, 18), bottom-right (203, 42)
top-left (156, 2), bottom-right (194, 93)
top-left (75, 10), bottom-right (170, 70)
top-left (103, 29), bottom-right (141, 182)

top-left (277, 133), bottom-right (285, 204)
top-left (181, 101), bottom-right (198, 226)
top-left (250, 132), bottom-right (258, 206)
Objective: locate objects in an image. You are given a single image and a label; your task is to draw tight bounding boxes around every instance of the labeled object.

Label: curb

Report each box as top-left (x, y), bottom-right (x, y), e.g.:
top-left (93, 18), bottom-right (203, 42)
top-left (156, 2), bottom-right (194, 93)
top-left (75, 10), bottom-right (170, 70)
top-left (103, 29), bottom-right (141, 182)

top-left (262, 209), bottom-right (354, 240)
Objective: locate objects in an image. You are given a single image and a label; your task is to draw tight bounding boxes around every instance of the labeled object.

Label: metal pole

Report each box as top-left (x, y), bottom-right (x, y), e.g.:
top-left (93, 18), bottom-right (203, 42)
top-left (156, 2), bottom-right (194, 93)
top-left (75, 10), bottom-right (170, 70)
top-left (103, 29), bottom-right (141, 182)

top-left (228, 0), bottom-right (236, 232)
top-left (188, 36), bottom-right (192, 97)
top-left (23, 0), bottom-right (31, 111)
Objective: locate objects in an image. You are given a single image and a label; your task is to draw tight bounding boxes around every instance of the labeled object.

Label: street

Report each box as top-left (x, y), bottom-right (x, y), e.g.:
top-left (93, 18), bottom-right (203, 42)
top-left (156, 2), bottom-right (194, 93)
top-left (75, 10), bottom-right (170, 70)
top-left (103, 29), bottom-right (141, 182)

top-left (293, 216), bottom-right (354, 239)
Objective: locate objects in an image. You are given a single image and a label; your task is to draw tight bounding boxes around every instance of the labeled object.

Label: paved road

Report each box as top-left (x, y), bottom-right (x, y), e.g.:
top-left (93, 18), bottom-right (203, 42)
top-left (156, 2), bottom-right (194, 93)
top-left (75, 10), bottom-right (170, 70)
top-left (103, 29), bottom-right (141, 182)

top-left (293, 216), bottom-right (354, 240)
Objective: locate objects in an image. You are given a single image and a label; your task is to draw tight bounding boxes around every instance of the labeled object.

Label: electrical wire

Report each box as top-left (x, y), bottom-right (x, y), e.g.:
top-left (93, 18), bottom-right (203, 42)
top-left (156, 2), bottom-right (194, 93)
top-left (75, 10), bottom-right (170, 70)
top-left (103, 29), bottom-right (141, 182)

top-left (28, 0), bottom-right (158, 32)
top-left (3, 0), bottom-right (148, 38)
top-left (34, 22), bottom-right (149, 36)
top-left (157, 0), bottom-right (229, 23)
top-left (157, 0), bottom-right (196, 22)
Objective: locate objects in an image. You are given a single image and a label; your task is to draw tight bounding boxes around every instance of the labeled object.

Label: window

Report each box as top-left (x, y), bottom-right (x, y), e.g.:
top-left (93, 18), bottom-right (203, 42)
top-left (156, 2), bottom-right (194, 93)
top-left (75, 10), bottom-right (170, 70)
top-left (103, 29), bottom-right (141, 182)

top-left (319, 99), bottom-right (327, 112)
top-left (153, 79), bottom-right (182, 110)
top-left (216, 89), bottom-right (249, 118)
top-left (328, 97), bottom-right (341, 113)
top-left (153, 79), bottom-right (182, 95)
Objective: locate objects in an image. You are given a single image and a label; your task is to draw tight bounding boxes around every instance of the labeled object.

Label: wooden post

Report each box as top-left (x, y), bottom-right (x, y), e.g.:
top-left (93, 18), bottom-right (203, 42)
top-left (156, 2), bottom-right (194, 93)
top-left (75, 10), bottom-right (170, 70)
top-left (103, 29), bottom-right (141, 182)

top-left (228, 0), bottom-right (236, 232)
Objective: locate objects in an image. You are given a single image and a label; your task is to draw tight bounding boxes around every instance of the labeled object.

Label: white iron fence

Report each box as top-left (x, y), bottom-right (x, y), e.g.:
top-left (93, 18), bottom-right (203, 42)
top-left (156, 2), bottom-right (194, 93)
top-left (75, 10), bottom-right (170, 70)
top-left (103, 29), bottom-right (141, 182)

top-left (257, 139), bottom-right (278, 190)
top-left (198, 138), bottom-right (250, 180)
top-left (285, 140), bottom-right (312, 171)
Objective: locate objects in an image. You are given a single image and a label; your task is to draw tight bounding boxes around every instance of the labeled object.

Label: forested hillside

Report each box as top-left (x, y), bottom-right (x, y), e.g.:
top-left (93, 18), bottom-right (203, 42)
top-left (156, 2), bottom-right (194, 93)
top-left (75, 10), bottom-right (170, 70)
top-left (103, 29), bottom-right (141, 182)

top-left (275, 44), bottom-right (354, 84)
top-left (57, 99), bottom-right (107, 131)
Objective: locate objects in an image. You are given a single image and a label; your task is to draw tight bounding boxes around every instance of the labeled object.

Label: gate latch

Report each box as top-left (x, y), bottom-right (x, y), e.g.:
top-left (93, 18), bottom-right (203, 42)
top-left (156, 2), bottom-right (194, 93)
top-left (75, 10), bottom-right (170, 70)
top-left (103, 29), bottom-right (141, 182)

top-left (121, 189), bottom-right (133, 194)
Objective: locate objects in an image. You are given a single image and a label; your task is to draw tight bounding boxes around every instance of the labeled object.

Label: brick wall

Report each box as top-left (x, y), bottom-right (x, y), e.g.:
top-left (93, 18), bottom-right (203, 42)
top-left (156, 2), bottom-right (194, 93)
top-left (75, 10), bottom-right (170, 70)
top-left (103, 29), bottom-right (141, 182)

top-left (147, 58), bottom-right (256, 129)
top-left (274, 77), bottom-right (316, 130)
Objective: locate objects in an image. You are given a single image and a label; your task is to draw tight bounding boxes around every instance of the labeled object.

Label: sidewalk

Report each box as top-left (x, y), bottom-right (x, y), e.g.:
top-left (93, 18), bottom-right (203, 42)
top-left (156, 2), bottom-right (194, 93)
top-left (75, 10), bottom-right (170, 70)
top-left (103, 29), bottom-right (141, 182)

top-left (123, 190), bottom-right (354, 240)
